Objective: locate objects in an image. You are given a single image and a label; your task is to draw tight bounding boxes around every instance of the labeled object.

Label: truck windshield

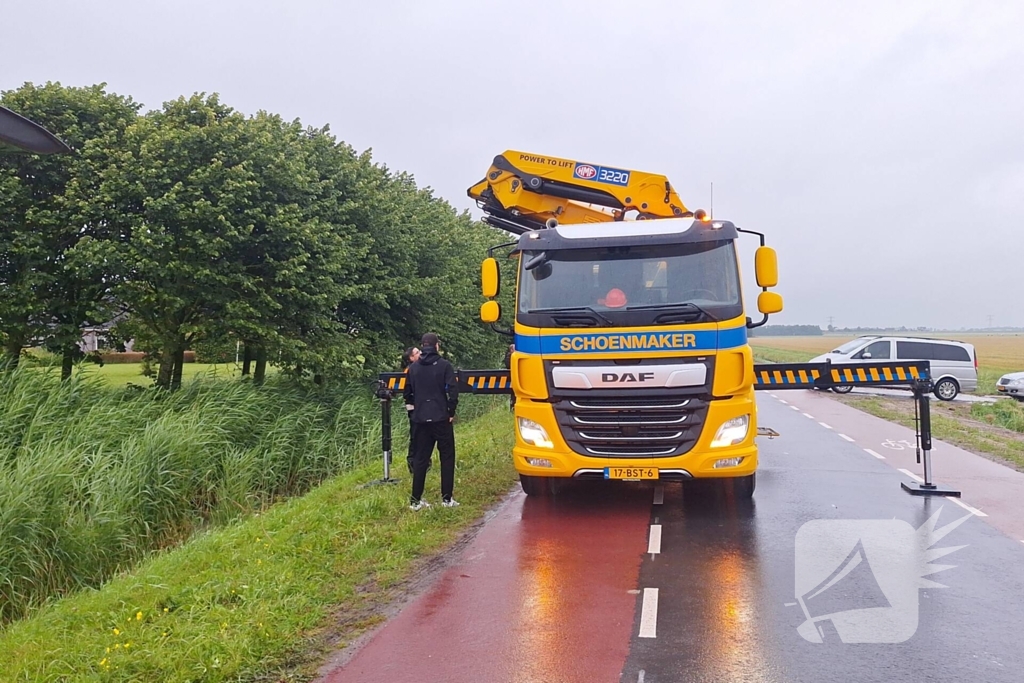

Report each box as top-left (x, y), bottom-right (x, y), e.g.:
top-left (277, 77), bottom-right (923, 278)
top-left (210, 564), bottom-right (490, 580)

top-left (517, 240), bottom-right (742, 326)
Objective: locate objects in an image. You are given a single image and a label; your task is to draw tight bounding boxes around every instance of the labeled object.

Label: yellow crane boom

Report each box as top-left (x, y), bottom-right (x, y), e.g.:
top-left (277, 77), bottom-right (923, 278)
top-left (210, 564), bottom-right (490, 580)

top-left (468, 150), bottom-right (692, 234)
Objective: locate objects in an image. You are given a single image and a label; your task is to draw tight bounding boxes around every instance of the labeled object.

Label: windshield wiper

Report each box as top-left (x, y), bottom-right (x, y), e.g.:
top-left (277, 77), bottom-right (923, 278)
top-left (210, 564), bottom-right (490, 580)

top-left (527, 306), bottom-right (614, 326)
top-left (625, 302), bottom-right (715, 322)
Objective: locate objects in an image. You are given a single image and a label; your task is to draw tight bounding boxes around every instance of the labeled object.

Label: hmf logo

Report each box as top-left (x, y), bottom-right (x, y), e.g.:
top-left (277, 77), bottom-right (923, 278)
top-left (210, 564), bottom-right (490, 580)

top-left (601, 372), bottom-right (655, 383)
top-left (574, 164), bottom-right (598, 179)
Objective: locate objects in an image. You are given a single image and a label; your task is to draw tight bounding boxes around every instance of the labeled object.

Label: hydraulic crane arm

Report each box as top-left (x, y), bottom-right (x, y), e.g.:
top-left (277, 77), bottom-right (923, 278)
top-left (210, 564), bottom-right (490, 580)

top-left (468, 150), bottom-right (692, 234)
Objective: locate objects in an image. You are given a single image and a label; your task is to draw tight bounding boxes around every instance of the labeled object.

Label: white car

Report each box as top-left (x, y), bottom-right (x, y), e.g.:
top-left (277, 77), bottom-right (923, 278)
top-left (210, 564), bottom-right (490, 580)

top-left (809, 335), bottom-right (978, 401)
top-left (997, 372), bottom-right (1024, 401)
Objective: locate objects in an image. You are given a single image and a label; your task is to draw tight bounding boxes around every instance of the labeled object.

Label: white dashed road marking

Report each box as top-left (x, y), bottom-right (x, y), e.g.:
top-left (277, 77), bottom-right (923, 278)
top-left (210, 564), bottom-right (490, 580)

top-left (864, 448), bottom-right (885, 460)
top-left (899, 468), bottom-right (925, 483)
top-left (946, 497), bottom-right (987, 517)
top-left (819, 422), bottom-right (833, 430)
top-left (639, 588), bottom-right (659, 638)
top-left (648, 525), bottom-right (662, 555)
top-left (838, 433), bottom-right (855, 442)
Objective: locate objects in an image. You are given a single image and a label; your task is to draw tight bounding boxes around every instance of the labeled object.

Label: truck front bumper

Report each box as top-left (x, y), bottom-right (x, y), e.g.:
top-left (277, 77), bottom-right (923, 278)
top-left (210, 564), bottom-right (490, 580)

top-left (512, 393), bottom-right (758, 480)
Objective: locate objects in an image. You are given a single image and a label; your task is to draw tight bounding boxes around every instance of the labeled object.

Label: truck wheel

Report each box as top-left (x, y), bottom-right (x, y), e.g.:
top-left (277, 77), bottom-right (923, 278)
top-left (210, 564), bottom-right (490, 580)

top-left (831, 385), bottom-right (853, 394)
top-left (520, 474), bottom-right (551, 497)
top-left (732, 474), bottom-right (756, 499)
top-left (933, 378), bottom-right (959, 401)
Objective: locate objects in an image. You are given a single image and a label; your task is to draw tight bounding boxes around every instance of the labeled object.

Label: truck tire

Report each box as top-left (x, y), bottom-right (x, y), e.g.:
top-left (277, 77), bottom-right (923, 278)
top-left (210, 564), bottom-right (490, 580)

top-left (520, 474), bottom-right (552, 497)
top-left (933, 378), bottom-right (959, 401)
top-left (732, 473), bottom-right (756, 499)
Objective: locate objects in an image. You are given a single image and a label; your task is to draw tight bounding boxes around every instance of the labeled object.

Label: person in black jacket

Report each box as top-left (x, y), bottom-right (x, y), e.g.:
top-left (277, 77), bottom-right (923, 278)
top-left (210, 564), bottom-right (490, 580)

top-left (404, 332), bottom-right (460, 509)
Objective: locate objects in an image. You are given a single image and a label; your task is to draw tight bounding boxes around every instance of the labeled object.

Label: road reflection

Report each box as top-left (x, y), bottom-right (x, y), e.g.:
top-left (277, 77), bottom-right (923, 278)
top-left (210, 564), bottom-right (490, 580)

top-left (662, 484), bottom-right (781, 681)
top-left (505, 483), bottom-right (652, 683)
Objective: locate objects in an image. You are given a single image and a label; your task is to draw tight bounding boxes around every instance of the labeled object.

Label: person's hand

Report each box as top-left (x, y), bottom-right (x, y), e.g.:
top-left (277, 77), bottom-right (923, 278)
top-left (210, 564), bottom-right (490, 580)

top-left (449, 416), bottom-right (455, 423)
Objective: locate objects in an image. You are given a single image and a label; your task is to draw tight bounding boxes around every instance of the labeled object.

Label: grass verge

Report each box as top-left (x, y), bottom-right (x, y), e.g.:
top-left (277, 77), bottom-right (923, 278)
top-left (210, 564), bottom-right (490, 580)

top-left (970, 399), bottom-right (1024, 434)
top-left (0, 405), bottom-right (516, 682)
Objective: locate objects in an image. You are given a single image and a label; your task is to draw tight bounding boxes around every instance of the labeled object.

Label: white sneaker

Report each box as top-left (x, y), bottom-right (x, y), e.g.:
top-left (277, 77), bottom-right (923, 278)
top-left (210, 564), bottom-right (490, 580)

top-left (410, 499), bottom-right (431, 511)
top-left (441, 498), bottom-right (460, 508)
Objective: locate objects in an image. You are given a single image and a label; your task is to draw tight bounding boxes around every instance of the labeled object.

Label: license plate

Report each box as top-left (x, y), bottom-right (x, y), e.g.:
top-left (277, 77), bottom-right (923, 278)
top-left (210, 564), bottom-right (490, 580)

top-left (604, 467), bottom-right (659, 480)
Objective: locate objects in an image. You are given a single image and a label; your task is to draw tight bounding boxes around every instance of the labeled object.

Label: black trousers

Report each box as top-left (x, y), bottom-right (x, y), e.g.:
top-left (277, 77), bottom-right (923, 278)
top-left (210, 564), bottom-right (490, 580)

top-left (411, 420), bottom-right (455, 502)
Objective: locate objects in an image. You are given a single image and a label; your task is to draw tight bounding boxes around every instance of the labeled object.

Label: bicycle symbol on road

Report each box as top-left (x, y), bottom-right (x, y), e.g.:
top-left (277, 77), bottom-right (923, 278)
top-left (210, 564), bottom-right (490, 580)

top-left (881, 439), bottom-right (917, 450)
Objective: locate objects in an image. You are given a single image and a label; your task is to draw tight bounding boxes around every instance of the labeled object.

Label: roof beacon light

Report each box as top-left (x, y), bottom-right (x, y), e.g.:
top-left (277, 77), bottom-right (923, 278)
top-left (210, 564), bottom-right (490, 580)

top-left (694, 209), bottom-right (710, 223)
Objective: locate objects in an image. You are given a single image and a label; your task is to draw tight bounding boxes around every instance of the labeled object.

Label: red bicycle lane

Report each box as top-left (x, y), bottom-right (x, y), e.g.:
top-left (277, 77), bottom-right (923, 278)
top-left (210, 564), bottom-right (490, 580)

top-left (320, 484), bottom-right (653, 683)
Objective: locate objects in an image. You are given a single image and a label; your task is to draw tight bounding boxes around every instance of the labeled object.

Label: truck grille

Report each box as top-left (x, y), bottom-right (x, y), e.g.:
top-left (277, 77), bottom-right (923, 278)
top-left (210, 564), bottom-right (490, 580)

top-left (553, 396), bottom-right (708, 458)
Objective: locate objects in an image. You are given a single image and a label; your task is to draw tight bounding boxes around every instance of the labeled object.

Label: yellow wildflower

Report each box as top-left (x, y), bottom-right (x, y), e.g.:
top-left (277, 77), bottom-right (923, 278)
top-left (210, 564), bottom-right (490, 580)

top-left (124, 642), bottom-right (132, 649)
top-left (163, 607), bottom-right (169, 613)
top-left (99, 658), bottom-right (108, 667)
top-left (136, 611), bottom-right (143, 621)
top-left (112, 628), bottom-right (120, 636)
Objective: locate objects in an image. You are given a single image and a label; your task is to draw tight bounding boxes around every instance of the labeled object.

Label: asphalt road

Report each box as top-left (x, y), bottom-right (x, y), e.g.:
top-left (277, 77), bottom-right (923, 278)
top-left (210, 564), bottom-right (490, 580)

top-left (320, 394), bottom-right (1024, 683)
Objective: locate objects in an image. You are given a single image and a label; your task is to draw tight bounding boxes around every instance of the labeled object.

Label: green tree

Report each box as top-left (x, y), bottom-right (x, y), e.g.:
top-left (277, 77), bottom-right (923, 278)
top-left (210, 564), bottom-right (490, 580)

top-left (0, 82), bottom-right (139, 376)
top-left (78, 95), bottom-right (366, 389)
top-left (76, 94), bottom-right (267, 388)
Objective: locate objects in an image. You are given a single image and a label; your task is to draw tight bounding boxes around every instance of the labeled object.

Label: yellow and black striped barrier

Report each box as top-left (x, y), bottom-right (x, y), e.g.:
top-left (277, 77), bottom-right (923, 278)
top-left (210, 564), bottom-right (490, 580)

top-left (752, 361), bottom-right (931, 390)
top-left (378, 369), bottom-right (513, 395)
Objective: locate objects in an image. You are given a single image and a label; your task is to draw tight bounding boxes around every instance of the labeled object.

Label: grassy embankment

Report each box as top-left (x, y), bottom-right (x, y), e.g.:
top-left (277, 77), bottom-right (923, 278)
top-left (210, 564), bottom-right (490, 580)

top-left (0, 367), bottom-right (516, 680)
top-left (751, 336), bottom-right (1024, 468)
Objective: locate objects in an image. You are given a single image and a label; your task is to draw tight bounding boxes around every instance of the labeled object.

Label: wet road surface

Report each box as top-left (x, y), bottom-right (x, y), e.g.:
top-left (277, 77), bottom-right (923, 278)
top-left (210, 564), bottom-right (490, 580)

top-left (320, 395), bottom-right (1024, 683)
top-left (770, 388), bottom-right (1024, 540)
top-left (321, 484), bottom-right (652, 683)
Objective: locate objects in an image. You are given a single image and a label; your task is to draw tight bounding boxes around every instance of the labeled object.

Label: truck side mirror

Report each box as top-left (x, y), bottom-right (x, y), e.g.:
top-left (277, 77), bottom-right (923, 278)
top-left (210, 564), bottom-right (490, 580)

top-left (754, 247), bottom-right (778, 288)
top-left (482, 258), bottom-right (500, 298)
top-left (480, 300), bottom-right (501, 324)
top-left (757, 291), bottom-right (783, 315)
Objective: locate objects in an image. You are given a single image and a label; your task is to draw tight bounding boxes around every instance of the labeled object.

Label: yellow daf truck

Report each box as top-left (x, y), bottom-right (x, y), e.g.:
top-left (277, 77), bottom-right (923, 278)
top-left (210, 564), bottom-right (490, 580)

top-left (471, 151), bottom-right (783, 497)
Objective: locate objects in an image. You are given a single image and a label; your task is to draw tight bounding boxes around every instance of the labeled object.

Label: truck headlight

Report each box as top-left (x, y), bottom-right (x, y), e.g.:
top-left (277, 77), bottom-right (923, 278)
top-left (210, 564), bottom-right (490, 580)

top-left (711, 415), bottom-right (749, 448)
top-left (518, 417), bottom-right (554, 449)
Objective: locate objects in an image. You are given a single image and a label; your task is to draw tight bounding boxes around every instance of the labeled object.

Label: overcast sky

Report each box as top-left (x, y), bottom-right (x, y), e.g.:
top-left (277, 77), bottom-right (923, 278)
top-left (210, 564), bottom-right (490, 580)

top-left (6, 0), bottom-right (1023, 329)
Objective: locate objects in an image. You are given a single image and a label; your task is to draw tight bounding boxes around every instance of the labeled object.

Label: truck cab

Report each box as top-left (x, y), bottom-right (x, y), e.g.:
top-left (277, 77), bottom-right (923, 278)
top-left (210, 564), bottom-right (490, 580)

top-left (481, 214), bottom-right (782, 497)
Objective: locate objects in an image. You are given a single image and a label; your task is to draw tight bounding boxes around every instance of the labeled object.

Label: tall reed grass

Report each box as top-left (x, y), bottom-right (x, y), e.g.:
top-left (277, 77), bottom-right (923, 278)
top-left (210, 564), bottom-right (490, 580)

top-left (0, 368), bottom-right (385, 623)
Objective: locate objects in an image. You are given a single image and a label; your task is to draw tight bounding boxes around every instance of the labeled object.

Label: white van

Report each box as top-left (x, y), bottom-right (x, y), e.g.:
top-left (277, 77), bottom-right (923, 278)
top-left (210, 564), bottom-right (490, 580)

top-left (810, 336), bottom-right (978, 401)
